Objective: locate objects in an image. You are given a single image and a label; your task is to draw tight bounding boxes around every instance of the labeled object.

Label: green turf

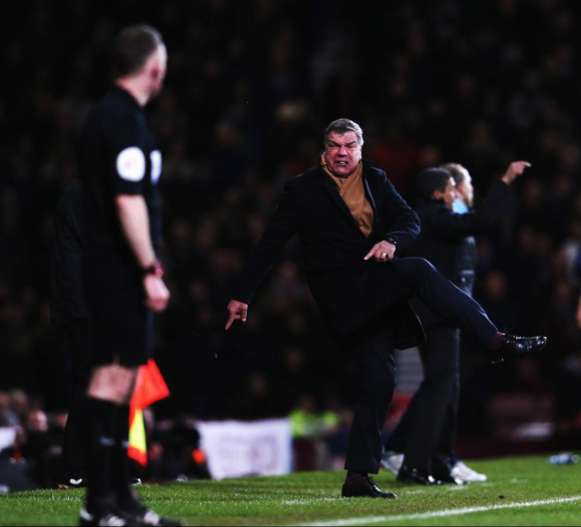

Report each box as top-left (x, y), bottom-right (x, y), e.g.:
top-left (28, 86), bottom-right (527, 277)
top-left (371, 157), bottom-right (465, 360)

top-left (1, 455), bottom-right (580, 525)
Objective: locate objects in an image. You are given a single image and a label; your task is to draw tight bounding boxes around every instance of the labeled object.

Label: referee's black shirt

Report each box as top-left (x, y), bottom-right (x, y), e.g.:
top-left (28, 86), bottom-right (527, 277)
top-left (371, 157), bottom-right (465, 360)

top-left (77, 85), bottom-right (162, 258)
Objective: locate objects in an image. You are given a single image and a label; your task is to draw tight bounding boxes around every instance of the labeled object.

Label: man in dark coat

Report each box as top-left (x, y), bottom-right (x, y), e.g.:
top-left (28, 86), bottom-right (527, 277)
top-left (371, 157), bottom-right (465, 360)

top-left (50, 181), bottom-right (90, 488)
top-left (382, 162), bottom-right (530, 485)
top-left (225, 118), bottom-right (546, 498)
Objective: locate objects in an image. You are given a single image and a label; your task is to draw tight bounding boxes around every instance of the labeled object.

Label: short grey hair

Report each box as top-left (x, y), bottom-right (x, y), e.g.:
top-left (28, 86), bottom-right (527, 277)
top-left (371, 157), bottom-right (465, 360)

top-left (324, 118), bottom-right (364, 146)
top-left (439, 163), bottom-right (468, 185)
top-left (112, 25), bottom-right (164, 78)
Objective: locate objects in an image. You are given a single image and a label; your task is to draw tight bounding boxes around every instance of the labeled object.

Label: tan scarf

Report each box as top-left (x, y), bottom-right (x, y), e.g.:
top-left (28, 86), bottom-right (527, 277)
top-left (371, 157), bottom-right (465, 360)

top-left (321, 154), bottom-right (374, 237)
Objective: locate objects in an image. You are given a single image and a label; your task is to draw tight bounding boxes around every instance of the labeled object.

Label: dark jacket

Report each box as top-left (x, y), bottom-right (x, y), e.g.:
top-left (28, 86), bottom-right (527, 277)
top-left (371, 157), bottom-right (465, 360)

top-left (408, 179), bottom-right (512, 293)
top-left (235, 161), bottom-right (423, 343)
top-left (50, 182), bottom-right (89, 326)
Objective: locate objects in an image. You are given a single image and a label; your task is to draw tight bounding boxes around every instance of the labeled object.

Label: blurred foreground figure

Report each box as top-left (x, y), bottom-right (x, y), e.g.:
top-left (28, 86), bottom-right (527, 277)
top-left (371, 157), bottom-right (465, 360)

top-left (382, 161), bottom-right (530, 485)
top-left (226, 119), bottom-right (547, 499)
top-left (77, 25), bottom-right (179, 526)
top-left (50, 181), bottom-right (90, 488)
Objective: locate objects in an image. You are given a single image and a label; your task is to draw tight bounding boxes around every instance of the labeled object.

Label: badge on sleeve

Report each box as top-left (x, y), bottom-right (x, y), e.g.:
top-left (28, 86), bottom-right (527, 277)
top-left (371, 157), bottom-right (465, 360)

top-left (116, 147), bottom-right (146, 182)
top-left (150, 150), bottom-right (162, 184)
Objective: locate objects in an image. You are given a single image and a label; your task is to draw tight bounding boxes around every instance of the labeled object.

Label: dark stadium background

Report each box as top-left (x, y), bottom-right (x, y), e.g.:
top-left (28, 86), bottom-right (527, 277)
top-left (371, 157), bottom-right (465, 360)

top-left (2, 0), bottom-right (581, 463)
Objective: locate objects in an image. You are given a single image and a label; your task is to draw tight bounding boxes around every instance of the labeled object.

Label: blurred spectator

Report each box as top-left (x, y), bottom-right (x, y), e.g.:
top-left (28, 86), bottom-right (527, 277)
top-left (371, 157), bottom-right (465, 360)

top-left (21, 408), bottom-right (64, 488)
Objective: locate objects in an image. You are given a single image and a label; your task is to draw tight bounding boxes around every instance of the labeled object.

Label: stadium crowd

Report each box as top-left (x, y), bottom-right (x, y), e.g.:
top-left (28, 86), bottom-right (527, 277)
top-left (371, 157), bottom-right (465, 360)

top-left (2, 0), bottom-right (581, 483)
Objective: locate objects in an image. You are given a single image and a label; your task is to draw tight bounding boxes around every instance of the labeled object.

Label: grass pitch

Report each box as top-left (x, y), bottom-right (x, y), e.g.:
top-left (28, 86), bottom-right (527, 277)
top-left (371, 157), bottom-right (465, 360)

top-left (1, 454), bottom-right (580, 525)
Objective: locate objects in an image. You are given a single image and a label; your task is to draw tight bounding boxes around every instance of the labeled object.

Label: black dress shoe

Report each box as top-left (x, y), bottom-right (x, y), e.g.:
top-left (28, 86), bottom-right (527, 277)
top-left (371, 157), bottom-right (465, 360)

top-left (397, 465), bottom-right (442, 486)
top-left (492, 334), bottom-right (548, 363)
top-left (341, 474), bottom-right (397, 498)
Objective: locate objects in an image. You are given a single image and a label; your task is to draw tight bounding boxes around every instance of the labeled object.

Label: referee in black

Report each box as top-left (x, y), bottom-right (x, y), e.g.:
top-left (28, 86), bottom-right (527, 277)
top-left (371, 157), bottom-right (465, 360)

top-left (77, 25), bottom-right (179, 526)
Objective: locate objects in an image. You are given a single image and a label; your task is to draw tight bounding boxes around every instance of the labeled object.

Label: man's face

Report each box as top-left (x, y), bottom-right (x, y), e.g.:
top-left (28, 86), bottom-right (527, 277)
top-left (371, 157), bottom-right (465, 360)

top-left (148, 45), bottom-right (167, 97)
top-left (434, 177), bottom-right (458, 209)
top-left (323, 131), bottom-right (362, 177)
top-left (456, 169), bottom-right (474, 207)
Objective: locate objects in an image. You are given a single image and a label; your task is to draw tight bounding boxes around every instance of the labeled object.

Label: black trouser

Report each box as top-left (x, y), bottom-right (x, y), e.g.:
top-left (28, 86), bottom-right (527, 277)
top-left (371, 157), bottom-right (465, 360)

top-left (391, 258), bottom-right (498, 348)
top-left (384, 266), bottom-right (476, 473)
top-left (342, 258), bottom-right (497, 474)
top-left (344, 323), bottom-right (396, 474)
top-left (385, 323), bottom-right (460, 472)
top-left (62, 320), bottom-right (91, 480)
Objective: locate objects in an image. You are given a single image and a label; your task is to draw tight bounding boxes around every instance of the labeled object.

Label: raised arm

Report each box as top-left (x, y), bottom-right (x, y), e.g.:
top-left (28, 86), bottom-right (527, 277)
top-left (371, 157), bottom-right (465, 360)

top-left (428, 161), bottom-right (531, 241)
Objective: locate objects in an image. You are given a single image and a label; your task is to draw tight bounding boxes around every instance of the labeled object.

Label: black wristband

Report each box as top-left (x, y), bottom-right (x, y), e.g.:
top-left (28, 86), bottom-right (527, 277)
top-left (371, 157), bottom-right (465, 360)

top-left (385, 237), bottom-right (397, 246)
top-left (143, 260), bottom-right (164, 278)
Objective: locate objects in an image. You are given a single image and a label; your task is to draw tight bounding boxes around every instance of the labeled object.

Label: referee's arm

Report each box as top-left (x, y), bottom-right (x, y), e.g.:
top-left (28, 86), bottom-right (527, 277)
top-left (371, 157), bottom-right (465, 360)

top-left (116, 194), bottom-right (156, 268)
top-left (116, 194), bottom-right (169, 312)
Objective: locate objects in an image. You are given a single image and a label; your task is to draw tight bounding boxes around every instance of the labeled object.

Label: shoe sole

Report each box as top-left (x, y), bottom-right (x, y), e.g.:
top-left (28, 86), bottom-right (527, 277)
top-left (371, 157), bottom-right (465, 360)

top-left (341, 491), bottom-right (397, 499)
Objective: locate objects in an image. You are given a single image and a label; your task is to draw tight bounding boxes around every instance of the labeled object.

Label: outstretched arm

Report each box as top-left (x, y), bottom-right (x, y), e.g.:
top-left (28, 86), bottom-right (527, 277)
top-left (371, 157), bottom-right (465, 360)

top-left (501, 160), bottom-right (531, 185)
top-left (428, 160), bottom-right (532, 241)
top-left (226, 180), bottom-right (300, 330)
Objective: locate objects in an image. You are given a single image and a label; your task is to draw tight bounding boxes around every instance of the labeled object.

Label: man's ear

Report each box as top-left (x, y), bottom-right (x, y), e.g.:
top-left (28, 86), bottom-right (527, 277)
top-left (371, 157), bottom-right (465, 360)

top-left (150, 63), bottom-right (162, 82)
top-left (431, 189), bottom-right (443, 201)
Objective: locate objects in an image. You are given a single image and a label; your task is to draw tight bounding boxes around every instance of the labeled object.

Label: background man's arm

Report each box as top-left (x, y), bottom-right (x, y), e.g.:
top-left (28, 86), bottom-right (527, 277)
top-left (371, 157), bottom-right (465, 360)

top-left (430, 161), bottom-right (531, 241)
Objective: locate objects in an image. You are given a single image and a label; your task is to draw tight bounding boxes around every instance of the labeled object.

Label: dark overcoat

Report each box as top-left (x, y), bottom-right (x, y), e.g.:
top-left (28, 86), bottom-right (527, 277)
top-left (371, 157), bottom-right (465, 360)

top-left (236, 161), bottom-right (424, 347)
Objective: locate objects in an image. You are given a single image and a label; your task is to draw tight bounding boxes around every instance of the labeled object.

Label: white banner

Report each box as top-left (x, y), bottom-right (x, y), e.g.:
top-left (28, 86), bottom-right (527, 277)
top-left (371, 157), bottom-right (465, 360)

top-left (197, 418), bottom-right (292, 480)
top-left (0, 428), bottom-right (16, 452)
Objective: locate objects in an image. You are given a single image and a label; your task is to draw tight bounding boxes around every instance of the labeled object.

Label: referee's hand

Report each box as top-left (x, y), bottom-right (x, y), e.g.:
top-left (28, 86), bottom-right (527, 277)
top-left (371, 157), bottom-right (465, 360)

top-left (144, 275), bottom-right (170, 312)
top-left (225, 299), bottom-right (248, 330)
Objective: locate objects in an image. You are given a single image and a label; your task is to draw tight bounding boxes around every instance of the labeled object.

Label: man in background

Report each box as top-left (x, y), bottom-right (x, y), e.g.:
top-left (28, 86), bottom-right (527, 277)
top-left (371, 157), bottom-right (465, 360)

top-left (382, 161), bottom-right (530, 485)
top-left (50, 181), bottom-right (89, 489)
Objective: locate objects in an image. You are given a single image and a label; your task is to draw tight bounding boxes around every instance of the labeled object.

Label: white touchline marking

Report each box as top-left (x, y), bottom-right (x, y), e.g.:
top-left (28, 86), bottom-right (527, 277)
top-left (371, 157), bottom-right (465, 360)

top-left (283, 498), bottom-right (338, 505)
top-left (295, 495), bottom-right (581, 526)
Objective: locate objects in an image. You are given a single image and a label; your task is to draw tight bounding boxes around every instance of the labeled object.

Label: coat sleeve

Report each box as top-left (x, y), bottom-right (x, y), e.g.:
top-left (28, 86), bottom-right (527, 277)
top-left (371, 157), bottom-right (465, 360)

top-left (233, 180), bottom-right (300, 303)
top-left (381, 176), bottom-right (421, 251)
top-left (426, 180), bottom-right (512, 240)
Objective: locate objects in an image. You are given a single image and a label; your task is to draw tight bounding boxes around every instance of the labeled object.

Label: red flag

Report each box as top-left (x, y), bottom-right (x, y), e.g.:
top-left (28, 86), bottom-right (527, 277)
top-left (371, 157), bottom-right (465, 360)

top-left (128, 359), bottom-right (170, 466)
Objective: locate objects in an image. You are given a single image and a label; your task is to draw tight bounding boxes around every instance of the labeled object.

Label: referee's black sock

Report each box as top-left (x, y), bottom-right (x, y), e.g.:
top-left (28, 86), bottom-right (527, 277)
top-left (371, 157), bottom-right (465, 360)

top-left (85, 397), bottom-right (118, 514)
top-left (113, 404), bottom-right (141, 510)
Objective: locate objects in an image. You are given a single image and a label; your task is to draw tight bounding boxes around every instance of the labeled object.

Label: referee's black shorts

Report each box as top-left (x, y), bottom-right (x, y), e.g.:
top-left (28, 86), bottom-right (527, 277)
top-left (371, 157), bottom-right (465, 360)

top-left (83, 248), bottom-right (153, 367)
